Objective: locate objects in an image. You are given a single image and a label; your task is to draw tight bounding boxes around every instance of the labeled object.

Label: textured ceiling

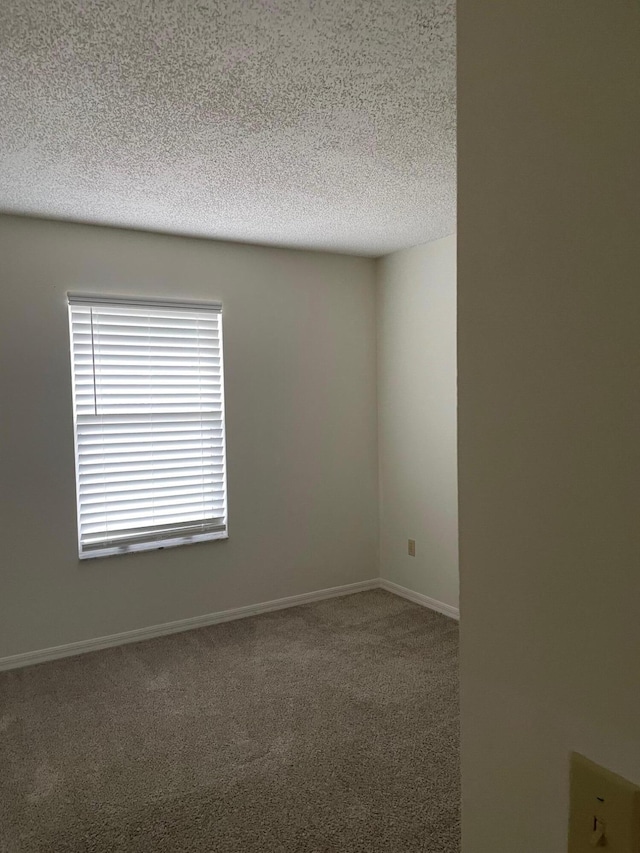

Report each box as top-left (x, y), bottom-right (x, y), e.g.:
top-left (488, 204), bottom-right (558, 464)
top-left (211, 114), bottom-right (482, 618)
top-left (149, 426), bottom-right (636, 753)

top-left (0, 0), bottom-right (455, 256)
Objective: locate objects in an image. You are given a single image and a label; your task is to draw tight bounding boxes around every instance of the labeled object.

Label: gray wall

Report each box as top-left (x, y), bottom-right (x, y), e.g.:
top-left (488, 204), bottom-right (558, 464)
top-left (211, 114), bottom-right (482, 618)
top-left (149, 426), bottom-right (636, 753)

top-left (0, 215), bottom-right (379, 657)
top-left (377, 235), bottom-right (458, 609)
top-left (458, 0), bottom-right (640, 850)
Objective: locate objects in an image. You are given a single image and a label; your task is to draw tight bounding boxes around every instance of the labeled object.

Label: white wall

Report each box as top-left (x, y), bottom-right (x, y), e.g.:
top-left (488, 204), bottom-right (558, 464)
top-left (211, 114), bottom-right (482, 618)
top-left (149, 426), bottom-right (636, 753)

top-left (458, 0), bottom-right (640, 850)
top-left (377, 235), bottom-right (458, 609)
top-left (0, 215), bottom-right (378, 657)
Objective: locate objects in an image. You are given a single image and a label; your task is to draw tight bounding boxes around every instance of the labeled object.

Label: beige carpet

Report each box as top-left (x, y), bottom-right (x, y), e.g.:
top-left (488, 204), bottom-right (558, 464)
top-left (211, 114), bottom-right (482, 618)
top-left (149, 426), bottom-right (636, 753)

top-left (0, 589), bottom-right (459, 852)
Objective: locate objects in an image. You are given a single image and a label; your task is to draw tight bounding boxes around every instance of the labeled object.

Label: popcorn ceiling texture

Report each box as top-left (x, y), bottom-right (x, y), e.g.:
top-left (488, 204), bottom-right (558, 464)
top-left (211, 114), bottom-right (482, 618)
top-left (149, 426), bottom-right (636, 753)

top-left (0, 0), bottom-right (456, 256)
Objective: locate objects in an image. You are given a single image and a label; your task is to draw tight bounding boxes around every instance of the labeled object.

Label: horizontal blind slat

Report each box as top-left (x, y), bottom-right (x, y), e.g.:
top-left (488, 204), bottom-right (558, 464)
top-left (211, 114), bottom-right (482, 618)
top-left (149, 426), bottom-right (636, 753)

top-left (80, 508), bottom-right (225, 534)
top-left (78, 445), bottom-right (223, 461)
top-left (73, 356), bottom-right (221, 367)
top-left (77, 465), bottom-right (226, 481)
top-left (74, 366), bottom-right (221, 376)
top-left (78, 461), bottom-right (224, 479)
top-left (77, 428), bottom-right (223, 443)
top-left (72, 319), bottom-right (219, 332)
top-left (75, 381), bottom-right (222, 391)
top-left (76, 424), bottom-right (225, 437)
top-left (76, 413), bottom-right (223, 425)
top-left (80, 496), bottom-right (226, 519)
top-left (77, 410), bottom-right (221, 418)
top-left (78, 453), bottom-right (225, 472)
top-left (80, 483), bottom-right (226, 501)
top-left (71, 319), bottom-right (219, 332)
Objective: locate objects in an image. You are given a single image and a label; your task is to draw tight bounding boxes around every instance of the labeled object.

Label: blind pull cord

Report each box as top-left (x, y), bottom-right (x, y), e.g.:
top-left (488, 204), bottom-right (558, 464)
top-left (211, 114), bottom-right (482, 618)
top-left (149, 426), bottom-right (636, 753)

top-left (89, 307), bottom-right (98, 416)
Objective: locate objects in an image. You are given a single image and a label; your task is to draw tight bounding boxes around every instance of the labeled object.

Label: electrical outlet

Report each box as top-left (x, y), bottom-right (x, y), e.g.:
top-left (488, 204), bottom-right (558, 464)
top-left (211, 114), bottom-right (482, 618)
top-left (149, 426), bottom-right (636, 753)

top-left (568, 753), bottom-right (640, 852)
top-left (408, 539), bottom-right (416, 557)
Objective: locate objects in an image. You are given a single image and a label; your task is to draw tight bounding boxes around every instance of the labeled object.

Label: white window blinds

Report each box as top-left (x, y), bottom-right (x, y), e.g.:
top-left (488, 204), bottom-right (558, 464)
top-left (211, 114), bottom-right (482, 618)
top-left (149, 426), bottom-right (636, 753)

top-left (68, 294), bottom-right (228, 559)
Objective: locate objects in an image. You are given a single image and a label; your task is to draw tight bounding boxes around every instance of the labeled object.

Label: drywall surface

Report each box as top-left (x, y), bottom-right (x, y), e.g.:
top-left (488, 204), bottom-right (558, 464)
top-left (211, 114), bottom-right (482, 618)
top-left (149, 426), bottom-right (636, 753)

top-left (458, 0), bottom-right (640, 851)
top-left (377, 235), bottom-right (458, 609)
top-left (0, 215), bottom-right (378, 657)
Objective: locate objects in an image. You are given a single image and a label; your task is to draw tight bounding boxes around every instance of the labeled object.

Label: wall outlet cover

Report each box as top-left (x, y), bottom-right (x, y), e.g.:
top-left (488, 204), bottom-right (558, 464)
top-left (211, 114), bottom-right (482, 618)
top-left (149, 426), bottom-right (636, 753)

top-left (568, 753), bottom-right (640, 852)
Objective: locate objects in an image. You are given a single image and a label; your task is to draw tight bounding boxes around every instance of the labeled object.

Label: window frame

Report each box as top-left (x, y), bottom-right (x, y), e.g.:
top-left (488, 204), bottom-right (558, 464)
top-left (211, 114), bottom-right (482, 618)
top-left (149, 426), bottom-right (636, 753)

top-left (67, 293), bottom-right (229, 560)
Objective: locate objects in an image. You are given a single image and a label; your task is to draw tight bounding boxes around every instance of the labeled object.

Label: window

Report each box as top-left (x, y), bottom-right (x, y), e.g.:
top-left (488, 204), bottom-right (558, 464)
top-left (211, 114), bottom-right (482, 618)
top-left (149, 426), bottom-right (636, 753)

top-left (68, 294), bottom-right (228, 559)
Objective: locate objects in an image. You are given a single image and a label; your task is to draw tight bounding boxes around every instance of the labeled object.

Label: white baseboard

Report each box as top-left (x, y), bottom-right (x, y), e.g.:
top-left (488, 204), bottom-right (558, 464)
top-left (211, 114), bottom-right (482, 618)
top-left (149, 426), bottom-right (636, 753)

top-left (0, 579), bottom-right (379, 672)
top-left (0, 577), bottom-right (458, 672)
top-left (379, 578), bottom-right (459, 621)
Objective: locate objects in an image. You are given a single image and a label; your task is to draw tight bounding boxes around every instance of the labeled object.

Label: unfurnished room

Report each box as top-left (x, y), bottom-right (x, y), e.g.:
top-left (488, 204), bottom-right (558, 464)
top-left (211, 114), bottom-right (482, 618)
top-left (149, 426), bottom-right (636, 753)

top-left (0, 2), bottom-right (459, 851)
top-left (2, 1), bottom-right (638, 853)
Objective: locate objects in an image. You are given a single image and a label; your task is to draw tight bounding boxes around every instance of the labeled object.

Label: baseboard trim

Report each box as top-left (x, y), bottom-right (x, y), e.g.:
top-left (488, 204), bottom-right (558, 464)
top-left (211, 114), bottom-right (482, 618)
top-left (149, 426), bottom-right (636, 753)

top-left (379, 578), bottom-right (459, 621)
top-left (0, 579), bottom-right (379, 672)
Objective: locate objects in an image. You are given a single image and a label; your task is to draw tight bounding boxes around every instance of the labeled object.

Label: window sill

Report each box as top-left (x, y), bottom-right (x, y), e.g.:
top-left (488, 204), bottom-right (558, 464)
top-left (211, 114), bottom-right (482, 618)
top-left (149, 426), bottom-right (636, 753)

top-left (79, 530), bottom-right (229, 561)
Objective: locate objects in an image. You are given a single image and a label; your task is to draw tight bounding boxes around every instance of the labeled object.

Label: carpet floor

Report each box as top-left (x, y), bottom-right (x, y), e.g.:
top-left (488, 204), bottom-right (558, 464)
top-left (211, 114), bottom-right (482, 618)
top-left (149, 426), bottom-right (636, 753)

top-left (0, 589), bottom-right (459, 852)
